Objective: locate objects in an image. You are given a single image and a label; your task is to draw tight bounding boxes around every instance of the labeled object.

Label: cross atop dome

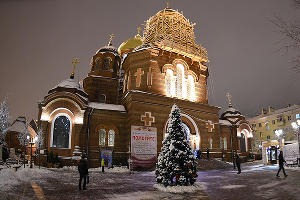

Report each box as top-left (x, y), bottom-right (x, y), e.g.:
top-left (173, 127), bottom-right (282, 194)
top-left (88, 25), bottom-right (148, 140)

top-left (166, 0), bottom-right (170, 9)
top-left (226, 92), bottom-right (232, 108)
top-left (70, 58), bottom-right (79, 79)
top-left (108, 33), bottom-right (115, 46)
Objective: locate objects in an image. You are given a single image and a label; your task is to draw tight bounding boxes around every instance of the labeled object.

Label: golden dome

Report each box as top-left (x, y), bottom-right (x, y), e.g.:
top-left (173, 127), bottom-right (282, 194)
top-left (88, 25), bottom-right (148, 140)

top-left (143, 8), bottom-right (208, 62)
top-left (118, 34), bottom-right (143, 56)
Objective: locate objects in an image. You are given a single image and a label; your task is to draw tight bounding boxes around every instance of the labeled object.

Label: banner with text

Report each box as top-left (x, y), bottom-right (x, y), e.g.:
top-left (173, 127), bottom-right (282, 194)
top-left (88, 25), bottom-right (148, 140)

top-left (131, 126), bottom-right (157, 168)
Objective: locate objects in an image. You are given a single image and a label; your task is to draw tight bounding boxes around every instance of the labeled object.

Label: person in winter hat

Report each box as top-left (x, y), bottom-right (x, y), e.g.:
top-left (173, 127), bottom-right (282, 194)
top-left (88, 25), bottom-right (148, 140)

top-left (78, 155), bottom-right (89, 190)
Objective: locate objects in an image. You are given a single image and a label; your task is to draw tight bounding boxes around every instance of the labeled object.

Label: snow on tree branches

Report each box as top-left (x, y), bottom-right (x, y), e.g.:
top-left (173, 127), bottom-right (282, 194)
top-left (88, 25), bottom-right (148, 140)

top-left (0, 99), bottom-right (10, 146)
top-left (155, 104), bottom-right (197, 186)
top-left (35, 128), bottom-right (44, 150)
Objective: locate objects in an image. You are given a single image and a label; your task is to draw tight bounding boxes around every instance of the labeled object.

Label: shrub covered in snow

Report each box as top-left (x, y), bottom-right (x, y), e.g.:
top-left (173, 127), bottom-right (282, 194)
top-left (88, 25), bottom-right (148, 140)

top-left (155, 104), bottom-right (197, 186)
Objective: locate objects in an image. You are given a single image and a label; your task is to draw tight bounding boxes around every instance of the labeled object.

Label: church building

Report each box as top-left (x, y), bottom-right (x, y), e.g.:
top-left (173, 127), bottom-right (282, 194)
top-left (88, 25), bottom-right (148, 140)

top-left (38, 5), bottom-right (253, 168)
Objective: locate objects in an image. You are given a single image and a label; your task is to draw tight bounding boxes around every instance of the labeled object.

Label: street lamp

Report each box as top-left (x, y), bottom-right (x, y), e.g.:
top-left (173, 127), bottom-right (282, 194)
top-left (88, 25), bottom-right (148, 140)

top-left (28, 136), bottom-right (36, 168)
top-left (291, 120), bottom-right (300, 165)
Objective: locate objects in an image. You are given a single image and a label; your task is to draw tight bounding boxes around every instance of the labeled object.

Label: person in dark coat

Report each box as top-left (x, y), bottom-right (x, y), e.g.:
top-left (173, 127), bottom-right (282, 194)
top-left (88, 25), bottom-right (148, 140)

top-left (78, 155), bottom-right (89, 190)
top-left (236, 154), bottom-right (241, 174)
top-left (276, 151), bottom-right (287, 178)
top-left (197, 149), bottom-right (202, 159)
top-left (206, 148), bottom-right (210, 159)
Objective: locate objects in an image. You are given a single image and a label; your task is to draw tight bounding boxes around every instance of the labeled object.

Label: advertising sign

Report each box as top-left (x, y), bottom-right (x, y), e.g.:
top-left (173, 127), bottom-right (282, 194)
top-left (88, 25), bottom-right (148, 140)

top-left (131, 126), bottom-right (157, 168)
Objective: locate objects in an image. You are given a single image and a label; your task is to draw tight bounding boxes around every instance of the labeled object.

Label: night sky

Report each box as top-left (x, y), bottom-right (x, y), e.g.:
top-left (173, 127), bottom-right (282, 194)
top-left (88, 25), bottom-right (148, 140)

top-left (1, 0), bottom-right (300, 121)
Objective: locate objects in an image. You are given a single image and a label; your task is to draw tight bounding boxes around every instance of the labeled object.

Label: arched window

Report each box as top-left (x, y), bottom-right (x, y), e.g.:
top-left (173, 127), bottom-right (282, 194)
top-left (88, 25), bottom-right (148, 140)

top-left (94, 57), bottom-right (101, 71)
top-left (240, 133), bottom-right (246, 152)
top-left (98, 94), bottom-right (106, 103)
top-left (187, 75), bottom-right (195, 101)
top-left (164, 62), bottom-right (195, 101)
top-left (108, 129), bottom-right (115, 146)
top-left (220, 137), bottom-right (223, 149)
top-left (99, 129), bottom-right (106, 146)
top-left (165, 69), bottom-right (175, 97)
top-left (224, 137), bottom-right (227, 150)
top-left (51, 114), bottom-right (71, 148)
top-left (103, 58), bottom-right (110, 70)
top-left (176, 64), bottom-right (184, 98)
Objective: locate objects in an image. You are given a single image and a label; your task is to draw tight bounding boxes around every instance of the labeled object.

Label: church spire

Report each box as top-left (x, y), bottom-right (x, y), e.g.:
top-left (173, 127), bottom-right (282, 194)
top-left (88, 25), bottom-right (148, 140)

top-left (70, 58), bottom-right (79, 79)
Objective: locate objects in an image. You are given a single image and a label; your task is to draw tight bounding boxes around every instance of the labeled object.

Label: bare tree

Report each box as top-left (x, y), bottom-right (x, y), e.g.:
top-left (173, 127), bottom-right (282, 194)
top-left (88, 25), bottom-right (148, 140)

top-left (0, 99), bottom-right (10, 147)
top-left (272, 0), bottom-right (300, 71)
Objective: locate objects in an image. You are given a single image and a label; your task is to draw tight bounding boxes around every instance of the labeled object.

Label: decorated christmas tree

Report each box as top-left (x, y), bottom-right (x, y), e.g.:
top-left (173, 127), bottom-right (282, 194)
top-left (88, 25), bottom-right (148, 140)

top-left (156, 104), bottom-right (197, 186)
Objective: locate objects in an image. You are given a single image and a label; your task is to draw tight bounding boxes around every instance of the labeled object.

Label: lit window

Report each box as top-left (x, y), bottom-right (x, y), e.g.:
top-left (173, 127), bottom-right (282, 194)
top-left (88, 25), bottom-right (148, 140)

top-left (51, 114), bottom-right (71, 148)
top-left (164, 63), bottom-right (195, 101)
top-left (99, 129), bottom-right (106, 146)
top-left (209, 138), bottom-right (213, 149)
top-left (165, 69), bottom-right (175, 97)
top-left (108, 129), bottom-right (115, 146)
top-left (187, 75), bottom-right (195, 101)
top-left (176, 64), bottom-right (184, 98)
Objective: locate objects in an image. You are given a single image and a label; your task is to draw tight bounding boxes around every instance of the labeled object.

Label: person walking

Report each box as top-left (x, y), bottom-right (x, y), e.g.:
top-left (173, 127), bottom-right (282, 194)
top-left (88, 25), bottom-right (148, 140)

top-left (78, 155), bottom-right (89, 190)
top-left (206, 148), bottom-right (210, 159)
top-left (101, 158), bottom-right (105, 173)
top-left (276, 151), bottom-right (287, 178)
top-left (236, 154), bottom-right (241, 174)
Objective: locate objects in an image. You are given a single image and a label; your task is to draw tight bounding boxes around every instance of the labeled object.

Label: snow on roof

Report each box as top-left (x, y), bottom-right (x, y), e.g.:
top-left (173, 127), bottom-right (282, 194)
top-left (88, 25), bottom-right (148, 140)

top-left (219, 119), bottom-right (232, 126)
top-left (88, 102), bottom-right (126, 112)
top-left (55, 78), bottom-right (81, 90)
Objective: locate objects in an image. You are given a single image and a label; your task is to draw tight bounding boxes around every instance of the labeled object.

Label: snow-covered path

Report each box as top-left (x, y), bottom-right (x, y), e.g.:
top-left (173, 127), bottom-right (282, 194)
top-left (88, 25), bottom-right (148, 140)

top-left (198, 164), bottom-right (300, 200)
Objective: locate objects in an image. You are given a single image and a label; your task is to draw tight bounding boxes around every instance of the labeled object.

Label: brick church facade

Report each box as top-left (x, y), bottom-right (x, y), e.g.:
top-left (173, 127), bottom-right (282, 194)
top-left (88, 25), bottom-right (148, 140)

top-left (38, 6), bottom-right (253, 168)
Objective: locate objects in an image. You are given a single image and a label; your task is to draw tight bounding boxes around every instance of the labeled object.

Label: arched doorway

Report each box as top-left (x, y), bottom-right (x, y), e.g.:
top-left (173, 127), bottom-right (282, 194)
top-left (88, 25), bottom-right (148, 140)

top-left (164, 113), bottom-right (200, 152)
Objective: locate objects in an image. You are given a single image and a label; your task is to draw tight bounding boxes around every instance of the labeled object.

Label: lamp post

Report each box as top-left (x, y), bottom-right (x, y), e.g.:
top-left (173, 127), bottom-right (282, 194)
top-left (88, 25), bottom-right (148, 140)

top-left (28, 136), bottom-right (36, 168)
top-left (291, 120), bottom-right (300, 165)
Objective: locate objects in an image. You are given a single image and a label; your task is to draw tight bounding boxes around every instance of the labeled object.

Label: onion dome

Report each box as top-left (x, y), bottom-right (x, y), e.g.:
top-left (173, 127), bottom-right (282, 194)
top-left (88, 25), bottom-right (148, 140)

top-left (220, 93), bottom-right (245, 124)
top-left (96, 34), bottom-right (120, 56)
top-left (118, 28), bottom-right (143, 56)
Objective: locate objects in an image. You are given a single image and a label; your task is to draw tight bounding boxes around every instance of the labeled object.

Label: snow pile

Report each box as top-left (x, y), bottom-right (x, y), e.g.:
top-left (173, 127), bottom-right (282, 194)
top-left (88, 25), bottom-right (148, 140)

top-left (0, 167), bottom-right (52, 192)
top-left (196, 158), bottom-right (232, 171)
top-left (153, 182), bottom-right (205, 193)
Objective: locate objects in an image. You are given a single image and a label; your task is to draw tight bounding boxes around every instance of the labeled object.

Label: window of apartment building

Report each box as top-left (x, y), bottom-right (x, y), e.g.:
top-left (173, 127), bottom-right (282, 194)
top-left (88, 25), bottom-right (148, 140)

top-left (272, 120), bottom-right (275, 124)
top-left (259, 123), bottom-right (262, 127)
top-left (252, 124), bottom-right (256, 127)
top-left (296, 114), bottom-right (300, 119)
top-left (259, 132), bottom-right (262, 138)
top-left (267, 135), bottom-right (270, 139)
top-left (277, 116), bottom-right (283, 122)
top-left (288, 115), bottom-right (292, 121)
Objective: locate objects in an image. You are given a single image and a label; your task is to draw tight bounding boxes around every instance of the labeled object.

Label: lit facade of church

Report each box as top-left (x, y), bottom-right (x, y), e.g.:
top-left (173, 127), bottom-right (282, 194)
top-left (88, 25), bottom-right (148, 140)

top-left (38, 6), bottom-right (253, 167)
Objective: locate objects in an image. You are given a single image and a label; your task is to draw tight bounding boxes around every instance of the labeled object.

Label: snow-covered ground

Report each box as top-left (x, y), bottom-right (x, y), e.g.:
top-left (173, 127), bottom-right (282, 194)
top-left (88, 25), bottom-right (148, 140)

top-left (0, 164), bottom-right (299, 200)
